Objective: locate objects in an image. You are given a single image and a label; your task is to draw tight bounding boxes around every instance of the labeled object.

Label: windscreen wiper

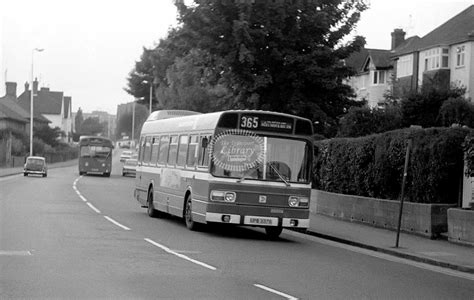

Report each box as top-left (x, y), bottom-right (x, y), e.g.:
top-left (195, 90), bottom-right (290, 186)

top-left (268, 162), bottom-right (290, 187)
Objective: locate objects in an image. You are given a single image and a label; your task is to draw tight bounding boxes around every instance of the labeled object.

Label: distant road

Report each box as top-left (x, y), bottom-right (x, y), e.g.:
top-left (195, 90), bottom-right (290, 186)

top-left (1, 153), bottom-right (473, 299)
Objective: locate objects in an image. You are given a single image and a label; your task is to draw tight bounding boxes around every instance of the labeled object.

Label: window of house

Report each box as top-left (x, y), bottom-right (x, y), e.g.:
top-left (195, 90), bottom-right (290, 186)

top-left (176, 135), bottom-right (189, 166)
top-left (424, 47), bottom-right (449, 71)
top-left (167, 135), bottom-right (179, 165)
top-left (157, 135), bottom-right (169, 164)
top-left (373, 71), bottom-right (385, 85)
top-left (396, 55), bottom-right (413, 78)
top-left (441, 48), bottom-right (449, 68)
top-left (456, 45), bottom-right (465, 67)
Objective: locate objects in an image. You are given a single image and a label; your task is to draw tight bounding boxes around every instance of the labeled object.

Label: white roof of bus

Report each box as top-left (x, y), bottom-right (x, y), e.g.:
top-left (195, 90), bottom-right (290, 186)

top-left (140, 109), bottom-right (310, 135)
top-left (141, 111), bottom-right (223, 135)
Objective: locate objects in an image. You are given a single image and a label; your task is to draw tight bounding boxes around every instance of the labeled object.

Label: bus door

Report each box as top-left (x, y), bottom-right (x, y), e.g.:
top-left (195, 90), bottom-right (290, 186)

top-left (135, 136), bottom-right (148, 205)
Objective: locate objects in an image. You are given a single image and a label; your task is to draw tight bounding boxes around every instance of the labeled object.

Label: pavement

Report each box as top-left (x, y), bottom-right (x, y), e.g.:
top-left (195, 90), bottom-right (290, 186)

top-left (1, 163), bottom-right (473, 275)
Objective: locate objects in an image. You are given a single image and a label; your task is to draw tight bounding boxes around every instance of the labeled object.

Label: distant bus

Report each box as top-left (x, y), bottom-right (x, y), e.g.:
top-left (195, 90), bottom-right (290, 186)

top-left (134, 110), bottom-right (313, 239)
top-left (78, 136), bottom-right (114, 177)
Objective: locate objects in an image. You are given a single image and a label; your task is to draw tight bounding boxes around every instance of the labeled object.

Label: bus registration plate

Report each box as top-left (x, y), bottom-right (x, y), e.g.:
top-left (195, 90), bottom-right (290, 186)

top-left (244, 216), bottom-right (278, 226)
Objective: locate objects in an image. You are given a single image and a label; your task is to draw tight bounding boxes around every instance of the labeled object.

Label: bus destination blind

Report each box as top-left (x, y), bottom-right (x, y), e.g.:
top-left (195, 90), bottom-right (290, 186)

top-left (239, 114), bottom-right (293, 133)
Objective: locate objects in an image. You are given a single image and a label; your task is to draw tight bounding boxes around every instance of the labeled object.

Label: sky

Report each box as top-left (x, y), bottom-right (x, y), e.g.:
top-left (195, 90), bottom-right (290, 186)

top-left (1, 0), bottom-right (473, 115)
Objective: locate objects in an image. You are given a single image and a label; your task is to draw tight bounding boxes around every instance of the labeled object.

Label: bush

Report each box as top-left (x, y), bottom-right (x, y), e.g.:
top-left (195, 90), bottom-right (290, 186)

top-left (400, 87), bottom-right (465, 128)
top-left (464, 134), bottom-right (474, 177)
top-left (313, 127), bottom-right (472, 204)
top-left (338, 105), bottom-right (403, 137)
top-left (438, 97), bottom-right (474, 127)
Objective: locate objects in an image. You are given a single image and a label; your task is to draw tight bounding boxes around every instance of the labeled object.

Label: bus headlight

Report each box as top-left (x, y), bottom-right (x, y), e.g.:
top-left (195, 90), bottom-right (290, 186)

top-left (211, 190), bottom-right (236, 202)
top-left (288, 196), bottom-right (299, 207)
top-left (288, 196), bottom-right (309, 207)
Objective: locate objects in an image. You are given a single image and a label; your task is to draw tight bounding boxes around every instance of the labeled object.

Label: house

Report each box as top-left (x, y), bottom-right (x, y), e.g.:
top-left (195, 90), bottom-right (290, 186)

top-left (17, 79), bottom-right (73, 142)
top-left (345, 47), bottom-right (394, 107)
top-left (391, 5), bottom-right (474, 100)
top-left (346, 5), bottom-right (474, 105)
top-left (0, 81), bottom-right (50, 133)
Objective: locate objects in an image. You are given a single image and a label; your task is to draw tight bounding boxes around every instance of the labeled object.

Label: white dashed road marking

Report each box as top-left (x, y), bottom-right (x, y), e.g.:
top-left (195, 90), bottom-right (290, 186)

top-left (254, 284), bottom-right (298, 300)
top-left (104, 216), bottom-right (131, 230)
top-left (145, 238), bottom-right (217, 271)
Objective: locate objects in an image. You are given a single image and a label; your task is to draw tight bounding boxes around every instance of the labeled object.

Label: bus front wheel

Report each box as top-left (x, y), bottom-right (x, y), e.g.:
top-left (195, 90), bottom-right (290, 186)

top-left (184, 195), bottom-right (199, 231)
top-left (147, 189), bottom-right (162, 218)
top-left (265, 226), bottom-right (283, 240)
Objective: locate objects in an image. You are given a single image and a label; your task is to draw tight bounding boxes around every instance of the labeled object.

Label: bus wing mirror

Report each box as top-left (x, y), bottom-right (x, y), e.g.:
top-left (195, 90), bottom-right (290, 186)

top-left (201, 137), bottom-right (208, 149)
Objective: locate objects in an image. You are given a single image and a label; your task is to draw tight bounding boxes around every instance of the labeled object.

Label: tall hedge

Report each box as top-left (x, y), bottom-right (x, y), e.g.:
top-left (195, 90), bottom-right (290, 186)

top-left (313, 127), bottom-right (472, 204)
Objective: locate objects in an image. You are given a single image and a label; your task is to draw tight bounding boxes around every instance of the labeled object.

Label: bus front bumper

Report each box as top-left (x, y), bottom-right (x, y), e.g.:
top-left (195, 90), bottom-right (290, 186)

top-left (205, 212), bottom-right (309, 229)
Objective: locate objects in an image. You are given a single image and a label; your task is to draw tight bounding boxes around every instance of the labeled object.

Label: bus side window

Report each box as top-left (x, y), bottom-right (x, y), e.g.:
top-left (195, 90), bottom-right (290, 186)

top-left (186, 135), bottom-right (199, 167)
top-left (198, 135), bottom-right (210, 167)
top-left (158, 135), bottom-right (169, 165)
top-left (177, 135), bottom-right (188, 166)
top-left (143, 136), bottom-right (152, 165)
top-left (168, 135), bottom-right (179, 165)
top-left (150, 136), bottom-right (160, 166)
top-left (138, 136), bottom-right (146, 163)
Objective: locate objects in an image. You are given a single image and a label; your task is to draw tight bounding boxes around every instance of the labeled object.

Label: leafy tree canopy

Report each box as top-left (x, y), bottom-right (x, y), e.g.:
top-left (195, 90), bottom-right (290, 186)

top-left (34, 125), bottom-right (63, 148)
top-left (80, 117), bottom-right (104, 136)
top-left (115, 104), bottom-right (149, 140)
top-left (75, 107), bottom-right (84, 133)
top-left (126, 0), bottom-right (368, 136)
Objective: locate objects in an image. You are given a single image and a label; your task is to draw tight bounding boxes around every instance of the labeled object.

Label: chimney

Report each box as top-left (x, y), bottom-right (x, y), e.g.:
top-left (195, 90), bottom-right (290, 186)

top-left (25, 81), bottom-right (29, 91)
top-left (391, 29), bottom-right (406, 50)
top-left (33, 78), bottom-right (39, 94)
top-left (5, 82), bottom-right (17, 97)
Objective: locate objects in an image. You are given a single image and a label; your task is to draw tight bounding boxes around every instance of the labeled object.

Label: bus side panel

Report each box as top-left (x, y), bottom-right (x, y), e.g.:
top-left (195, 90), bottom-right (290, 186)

top-left (153, 168), bottom-right (210, 222)
top-left (134, 163), bottom-right (147, 206)
top-left (190, 172), bottom-right (211, 224)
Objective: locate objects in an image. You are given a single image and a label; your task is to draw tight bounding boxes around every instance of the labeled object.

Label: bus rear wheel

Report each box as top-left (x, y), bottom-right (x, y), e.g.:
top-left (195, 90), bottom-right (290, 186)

top-left (184, 195), bottom-right (199, 231)
top-left (265, 226), bottom-right (283, 240)
top-left (147, 189), bottom-right (162, 218)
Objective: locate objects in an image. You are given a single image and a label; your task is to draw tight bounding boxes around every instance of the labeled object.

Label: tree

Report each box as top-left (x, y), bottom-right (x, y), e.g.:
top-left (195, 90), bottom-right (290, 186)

top-left (401, 86), bottom-right (465, 128)
top-left (126, 0), bottom-right (368, 137)
top-left (115, 104), bottom-right (149, 140)
top-left (338, 105), bottom-right (402, 137)
top-left (438, 97), bottom-right (474, 128)
top-left (75, 107), bottom-right (84, 134)
top-left (80, 117), bottom-right (104, 136)
top-left (34, 125), bottom-right (63, 147)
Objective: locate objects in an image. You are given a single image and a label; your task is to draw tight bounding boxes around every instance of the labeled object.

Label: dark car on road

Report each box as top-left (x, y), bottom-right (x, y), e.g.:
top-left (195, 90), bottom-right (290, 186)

top-left (24, 156), bottom-right (48, 177)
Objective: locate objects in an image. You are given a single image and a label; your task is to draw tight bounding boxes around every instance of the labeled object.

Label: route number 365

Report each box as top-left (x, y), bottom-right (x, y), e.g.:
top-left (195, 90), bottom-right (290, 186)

top-left (241, 116), bottom-right (259, 129)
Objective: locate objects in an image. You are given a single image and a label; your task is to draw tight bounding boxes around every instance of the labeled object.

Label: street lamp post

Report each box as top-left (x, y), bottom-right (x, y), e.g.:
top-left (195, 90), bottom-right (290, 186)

top-left (30, 48), bottom-right (44, 157)
top-left (143, 79), bottom-right (156, 115)
top-left (149, 84), bottom-right (152, 114)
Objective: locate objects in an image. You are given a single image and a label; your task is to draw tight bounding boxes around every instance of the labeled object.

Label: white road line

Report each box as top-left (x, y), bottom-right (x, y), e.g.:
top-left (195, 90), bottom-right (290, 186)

top-left (144, 238), bottom-right (217, 271)
top-left (86, 202), bottom-right (101, 214)
top-left (0, 250), bottom-right (32, 256)
top-left (79, 195), bottom-right (87, 202)
top-left (104, 216), bottom-right (131, 230)
top-left (254, 284), bottom-right (298, 300)
top-left (285, 230), bottom-right (474, 281)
